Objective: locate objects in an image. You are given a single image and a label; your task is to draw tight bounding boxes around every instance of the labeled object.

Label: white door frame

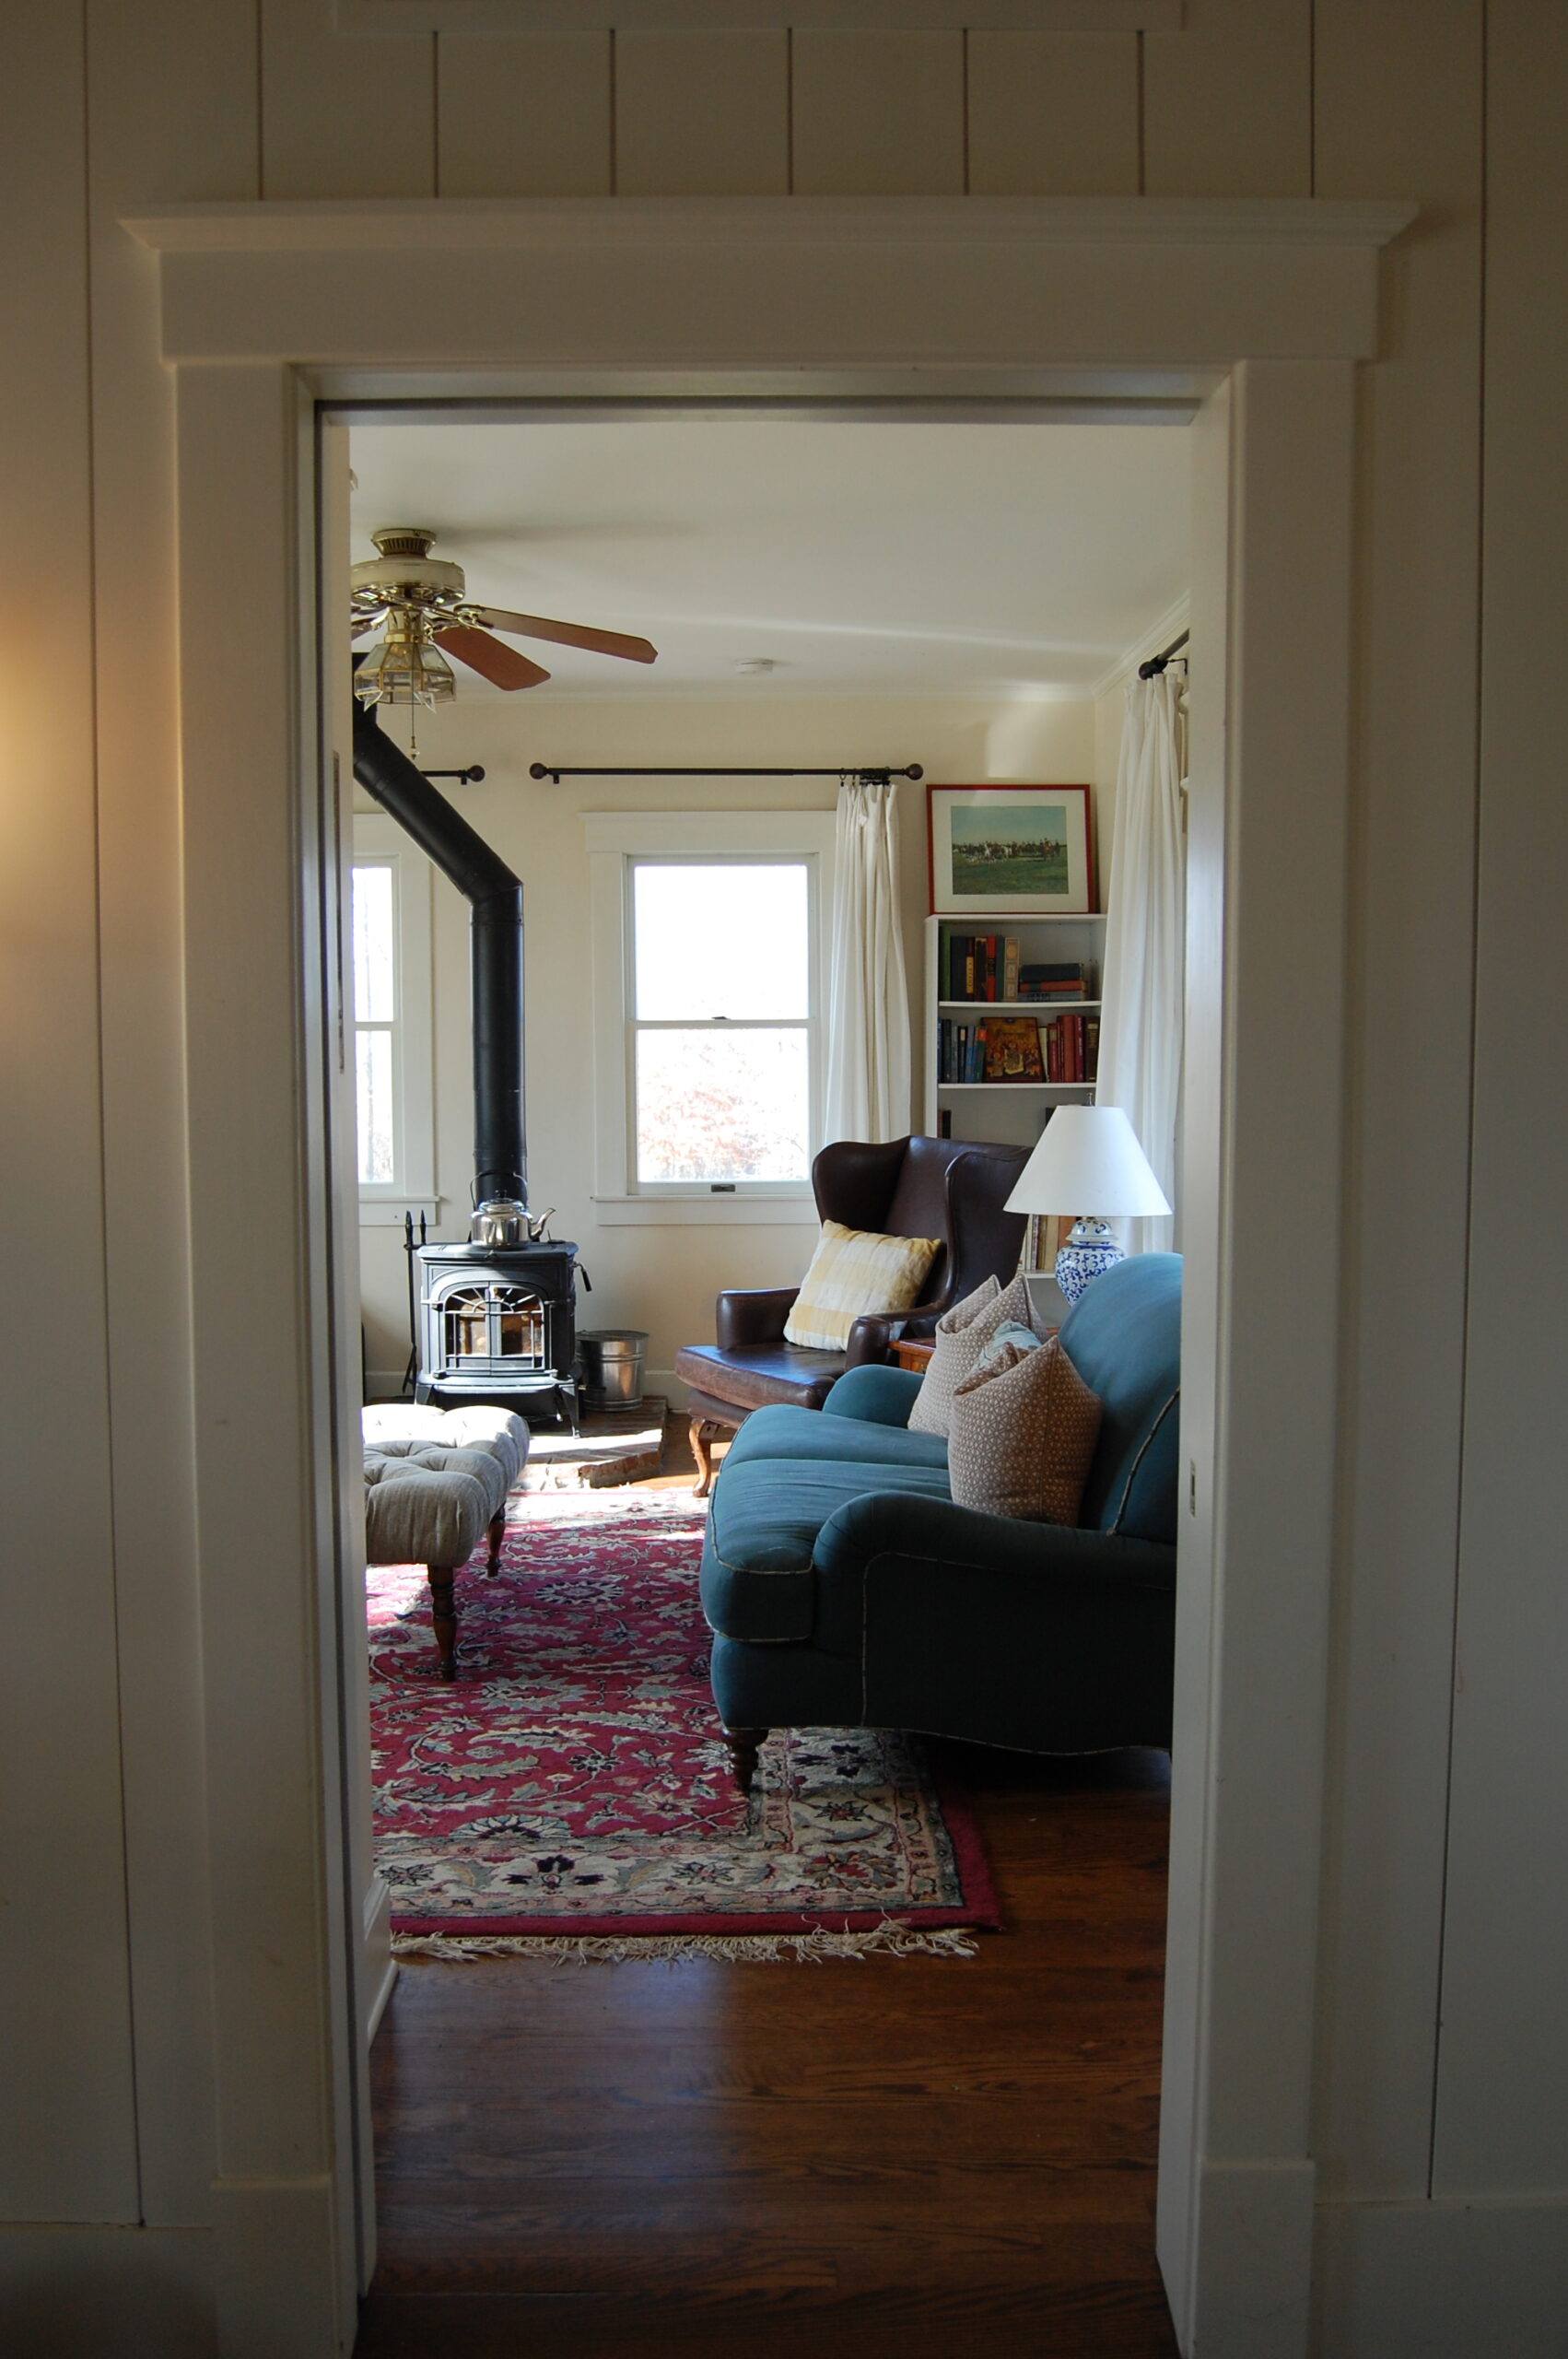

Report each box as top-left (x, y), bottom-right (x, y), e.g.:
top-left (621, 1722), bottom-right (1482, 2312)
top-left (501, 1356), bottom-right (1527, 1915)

top-left (132, 194), bottom-right (1411, 2358)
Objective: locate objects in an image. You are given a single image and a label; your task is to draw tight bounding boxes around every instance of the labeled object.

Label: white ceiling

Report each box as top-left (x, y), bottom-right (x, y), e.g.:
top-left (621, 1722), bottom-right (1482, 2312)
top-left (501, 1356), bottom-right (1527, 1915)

top-left (347, 416), bottom-right (1190, 701)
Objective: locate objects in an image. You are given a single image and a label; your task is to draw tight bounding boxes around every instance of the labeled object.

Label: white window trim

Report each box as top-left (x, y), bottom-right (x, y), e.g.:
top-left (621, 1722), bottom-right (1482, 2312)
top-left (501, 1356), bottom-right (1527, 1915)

top-left (352, 812), bottom-right (439, 1226)
top-left (585, 807), bottom-right (836, 1226)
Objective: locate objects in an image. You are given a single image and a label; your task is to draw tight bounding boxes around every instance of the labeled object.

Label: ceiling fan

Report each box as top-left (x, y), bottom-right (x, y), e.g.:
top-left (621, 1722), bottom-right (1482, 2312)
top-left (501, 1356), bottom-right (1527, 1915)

top-left (350, 525), bottom-right (657, 706)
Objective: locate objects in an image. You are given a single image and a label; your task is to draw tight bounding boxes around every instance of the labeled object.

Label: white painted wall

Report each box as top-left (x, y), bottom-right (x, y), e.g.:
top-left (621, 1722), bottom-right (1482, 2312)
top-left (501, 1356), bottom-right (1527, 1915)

top-left (6, 3), bottom-right (1567, 2351)
top-left (355, 691), bottom-right (1095, 1395)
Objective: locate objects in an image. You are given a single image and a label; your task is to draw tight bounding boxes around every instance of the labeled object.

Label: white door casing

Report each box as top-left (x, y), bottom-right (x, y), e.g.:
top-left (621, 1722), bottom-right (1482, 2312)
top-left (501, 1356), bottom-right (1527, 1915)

top-left (134, 195), bottom-right (1405, 2357)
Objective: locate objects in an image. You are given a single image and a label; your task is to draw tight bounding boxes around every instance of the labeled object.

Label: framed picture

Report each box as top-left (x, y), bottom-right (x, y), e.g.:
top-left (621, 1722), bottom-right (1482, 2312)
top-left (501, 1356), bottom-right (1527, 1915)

top-left (927, 783), bottom-right (1094, 916)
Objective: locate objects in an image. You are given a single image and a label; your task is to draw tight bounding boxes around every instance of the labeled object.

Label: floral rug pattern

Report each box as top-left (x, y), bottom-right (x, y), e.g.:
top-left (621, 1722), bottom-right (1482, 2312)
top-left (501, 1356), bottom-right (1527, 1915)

top-left (367, 1490), bottom-right (998, 1939)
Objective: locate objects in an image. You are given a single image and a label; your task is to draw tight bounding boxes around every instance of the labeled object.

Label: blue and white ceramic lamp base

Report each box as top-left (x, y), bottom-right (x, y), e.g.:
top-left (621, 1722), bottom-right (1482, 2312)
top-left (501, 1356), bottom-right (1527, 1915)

top-left (1053, 1217), bottom-right (1124, 1306)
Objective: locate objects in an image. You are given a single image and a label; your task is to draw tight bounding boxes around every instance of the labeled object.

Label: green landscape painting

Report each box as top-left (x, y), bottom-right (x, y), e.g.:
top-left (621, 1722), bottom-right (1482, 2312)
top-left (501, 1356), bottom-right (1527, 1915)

top-left (949, 803), bottom-right (1070, 898)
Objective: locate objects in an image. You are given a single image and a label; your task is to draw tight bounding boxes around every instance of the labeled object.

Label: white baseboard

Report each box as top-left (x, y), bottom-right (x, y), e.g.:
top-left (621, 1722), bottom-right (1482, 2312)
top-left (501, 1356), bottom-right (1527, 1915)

top-left (0, 2224), bottom-right (213, 2358)
top-left (1168, 2158), bottom-right (1316, 2359)
top-left (1315, 2194), bottom-right (1568, 2359)
top-left (362, 1873), bottom-right (396, 2043)
top-left (211, 2172), bottom-right (346, 2356)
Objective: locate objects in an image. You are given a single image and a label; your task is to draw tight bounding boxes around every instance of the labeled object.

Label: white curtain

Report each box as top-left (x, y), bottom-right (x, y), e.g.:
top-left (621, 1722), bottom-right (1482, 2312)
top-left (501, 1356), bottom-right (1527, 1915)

top-left (823, 775), bottom-right (912, 1144)
top-left (1097, 666), bottom-right (1186, 1253)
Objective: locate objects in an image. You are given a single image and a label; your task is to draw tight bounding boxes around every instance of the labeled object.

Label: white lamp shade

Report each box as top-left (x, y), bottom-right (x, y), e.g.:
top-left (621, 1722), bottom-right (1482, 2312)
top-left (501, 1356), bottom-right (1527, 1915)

top-left (1004, 1104), bottom-right (1173, 1219)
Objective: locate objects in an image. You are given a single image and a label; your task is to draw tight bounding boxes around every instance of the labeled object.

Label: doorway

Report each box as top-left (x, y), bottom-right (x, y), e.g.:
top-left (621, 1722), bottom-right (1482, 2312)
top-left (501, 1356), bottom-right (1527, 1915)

top-left (143, 189), bottom-right (1382, 2358)
top-left (341, 395), bottom-right (1191, 2353)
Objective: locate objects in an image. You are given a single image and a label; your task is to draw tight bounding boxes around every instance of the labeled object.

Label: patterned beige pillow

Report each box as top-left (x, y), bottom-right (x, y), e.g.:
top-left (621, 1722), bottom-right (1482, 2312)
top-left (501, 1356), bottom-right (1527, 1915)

top-left (908, 1270), bottom-right (1039, 1438)
top-left (947, 1333), bottom-right (1102, 1525)
top-left (783, 1219), bottom-right (942, 1352)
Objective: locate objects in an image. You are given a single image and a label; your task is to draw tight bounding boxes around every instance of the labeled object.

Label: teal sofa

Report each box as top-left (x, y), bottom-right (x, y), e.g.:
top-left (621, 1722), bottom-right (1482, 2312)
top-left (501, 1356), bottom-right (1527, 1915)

top-left (698, 1252), bottom-right (1182, 1791)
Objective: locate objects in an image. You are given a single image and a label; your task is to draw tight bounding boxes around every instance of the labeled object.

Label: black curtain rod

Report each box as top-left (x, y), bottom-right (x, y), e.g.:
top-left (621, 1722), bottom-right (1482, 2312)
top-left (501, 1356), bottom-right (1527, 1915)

top-left (1138, 630), bottom-right (1189, 680)
top-left (528, 762), bottom-right (923, 784)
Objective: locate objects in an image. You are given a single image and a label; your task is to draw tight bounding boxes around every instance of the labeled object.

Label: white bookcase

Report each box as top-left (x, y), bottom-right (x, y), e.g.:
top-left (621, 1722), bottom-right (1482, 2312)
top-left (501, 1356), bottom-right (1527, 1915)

top-left (923, 911), bottom-right (1107, 1153)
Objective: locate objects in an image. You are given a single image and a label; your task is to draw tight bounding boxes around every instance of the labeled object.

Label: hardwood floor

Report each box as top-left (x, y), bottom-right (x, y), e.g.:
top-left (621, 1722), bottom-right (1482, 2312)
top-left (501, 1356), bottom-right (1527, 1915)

top-left (357, 1429), bottom-right (1178, 2359)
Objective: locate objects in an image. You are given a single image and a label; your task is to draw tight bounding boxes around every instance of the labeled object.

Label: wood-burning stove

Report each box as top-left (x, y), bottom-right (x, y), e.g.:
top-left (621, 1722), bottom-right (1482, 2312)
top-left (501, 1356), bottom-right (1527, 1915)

top-left (415, 1238), bottom-right (579, 1427)
top-left (355, 699), bottom-right (584, 1427)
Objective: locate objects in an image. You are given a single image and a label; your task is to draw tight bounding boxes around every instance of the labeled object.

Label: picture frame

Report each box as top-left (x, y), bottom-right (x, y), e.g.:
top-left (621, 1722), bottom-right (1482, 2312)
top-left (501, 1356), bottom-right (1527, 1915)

top-left (927, 783), bottom-right (1095, 916)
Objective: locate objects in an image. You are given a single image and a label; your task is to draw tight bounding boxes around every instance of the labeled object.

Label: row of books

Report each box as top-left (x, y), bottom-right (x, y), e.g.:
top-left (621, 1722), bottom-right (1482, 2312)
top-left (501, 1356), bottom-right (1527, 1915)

top-left (943, 934), bottom-right (1094, 1003)
top-left (937, 1011), bottom-right (1100, 1085)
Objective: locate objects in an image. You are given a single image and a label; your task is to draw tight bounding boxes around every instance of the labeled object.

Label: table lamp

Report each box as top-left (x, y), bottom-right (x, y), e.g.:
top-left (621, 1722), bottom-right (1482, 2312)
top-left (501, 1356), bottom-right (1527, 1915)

top-left (1004, 1105), bottom-right (1173, 1305)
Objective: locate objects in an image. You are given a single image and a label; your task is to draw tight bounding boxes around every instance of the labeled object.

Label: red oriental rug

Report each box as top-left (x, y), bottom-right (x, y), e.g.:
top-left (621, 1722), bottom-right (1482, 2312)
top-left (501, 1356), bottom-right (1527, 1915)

top-left (367, 1488), bottom-right (1000, 1961)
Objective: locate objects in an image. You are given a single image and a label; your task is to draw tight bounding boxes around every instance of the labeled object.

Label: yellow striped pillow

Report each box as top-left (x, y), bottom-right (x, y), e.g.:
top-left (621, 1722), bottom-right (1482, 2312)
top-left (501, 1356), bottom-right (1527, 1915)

top-left (783, 1220), bottom-right (942, 1353)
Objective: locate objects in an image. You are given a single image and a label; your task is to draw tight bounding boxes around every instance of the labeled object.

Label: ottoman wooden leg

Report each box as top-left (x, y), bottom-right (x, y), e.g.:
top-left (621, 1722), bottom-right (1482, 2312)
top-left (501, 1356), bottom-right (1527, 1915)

top-left (486, 1509), bottom-right (506, 1576)
top-left (427, 1565), bottom-right (458, 1679)
top-left (720, 1725), bottom-right (768, 1796)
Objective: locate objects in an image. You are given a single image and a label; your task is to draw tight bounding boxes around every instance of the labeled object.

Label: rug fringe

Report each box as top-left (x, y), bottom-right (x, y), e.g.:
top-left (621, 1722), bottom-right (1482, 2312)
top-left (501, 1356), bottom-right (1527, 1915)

top-left (392, 1924), bottom-right (979, 1964)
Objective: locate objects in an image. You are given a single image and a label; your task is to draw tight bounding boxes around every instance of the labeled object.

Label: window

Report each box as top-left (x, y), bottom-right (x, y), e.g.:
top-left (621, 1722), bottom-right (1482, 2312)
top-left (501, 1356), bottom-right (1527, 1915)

top-left (351, 814), bottom-right (436, 1222)
top-left (586, 810), bottom-right (835, 1222)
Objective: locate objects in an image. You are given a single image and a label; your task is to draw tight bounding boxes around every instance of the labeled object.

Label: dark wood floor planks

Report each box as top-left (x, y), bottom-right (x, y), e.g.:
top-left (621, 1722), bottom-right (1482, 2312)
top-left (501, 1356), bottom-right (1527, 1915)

top-left (357, 1741), bottom-right (1179, 2358)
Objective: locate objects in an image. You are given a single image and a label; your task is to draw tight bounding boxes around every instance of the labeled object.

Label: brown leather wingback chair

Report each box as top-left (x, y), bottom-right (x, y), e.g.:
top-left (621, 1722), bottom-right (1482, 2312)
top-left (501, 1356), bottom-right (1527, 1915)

top-left (675, 1134), bottom-right (1028, 1495)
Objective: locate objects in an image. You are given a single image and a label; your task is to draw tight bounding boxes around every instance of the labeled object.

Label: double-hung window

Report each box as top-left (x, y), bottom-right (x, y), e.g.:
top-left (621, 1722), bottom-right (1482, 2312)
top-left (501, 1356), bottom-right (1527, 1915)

top-left (350, 813), bottom-right (436, 1222)
top-left (586, 810), bottom-right (835, 1220)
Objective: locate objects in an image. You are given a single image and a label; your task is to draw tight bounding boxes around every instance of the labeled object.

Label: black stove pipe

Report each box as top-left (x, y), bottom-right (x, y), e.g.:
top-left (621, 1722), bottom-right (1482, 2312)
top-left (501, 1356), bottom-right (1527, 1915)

top-left (351, 701), bottom-right (526, 1206)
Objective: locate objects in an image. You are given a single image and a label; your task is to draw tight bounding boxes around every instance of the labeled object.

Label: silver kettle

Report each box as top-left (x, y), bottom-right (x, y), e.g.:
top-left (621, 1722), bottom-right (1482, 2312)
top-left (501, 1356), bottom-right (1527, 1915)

top-left (469, 1197), bottom-right (531, 1248)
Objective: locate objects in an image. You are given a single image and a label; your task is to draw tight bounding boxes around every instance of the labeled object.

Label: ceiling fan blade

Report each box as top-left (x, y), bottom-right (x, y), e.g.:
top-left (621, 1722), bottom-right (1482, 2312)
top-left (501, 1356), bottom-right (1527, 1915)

top-left (471, 605), bottom-right (658, 665)
top-left (433, 624), bottom-right (551, 691)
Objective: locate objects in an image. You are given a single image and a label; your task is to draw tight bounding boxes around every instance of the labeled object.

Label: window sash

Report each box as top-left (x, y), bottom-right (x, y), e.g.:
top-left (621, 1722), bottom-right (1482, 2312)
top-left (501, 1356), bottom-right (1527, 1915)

top-left (624, 854), bottom-right (818, 1195)
top-left (585, 811), bottom-right (836, 1217)
top-left (351, 819), bottom-right (435, 1213)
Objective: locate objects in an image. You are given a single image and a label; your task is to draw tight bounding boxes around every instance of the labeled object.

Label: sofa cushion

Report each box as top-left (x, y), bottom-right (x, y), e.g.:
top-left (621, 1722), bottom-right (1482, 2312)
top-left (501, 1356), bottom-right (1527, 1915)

top-left (947, 1333), bottom-right (1102, 1526)
top-left (783, 1219), bottom-right (942, 1351)
top-left (722, 1398), bottom-right (950, 1473)
top-left (1057, 1252), bottom-right (1182, 1543)
top-left (700, 1453), bottom-right (954, 1644)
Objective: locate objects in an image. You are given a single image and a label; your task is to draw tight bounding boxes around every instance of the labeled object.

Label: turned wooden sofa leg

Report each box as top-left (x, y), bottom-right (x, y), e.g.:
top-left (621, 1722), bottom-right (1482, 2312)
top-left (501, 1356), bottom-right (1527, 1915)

top-left (721, 1725), bottom-right (768, 1796)
top-left (486, 1509), bottom-right (506, 1576)
top-left (427, 1565), bottom-right (458, 1680)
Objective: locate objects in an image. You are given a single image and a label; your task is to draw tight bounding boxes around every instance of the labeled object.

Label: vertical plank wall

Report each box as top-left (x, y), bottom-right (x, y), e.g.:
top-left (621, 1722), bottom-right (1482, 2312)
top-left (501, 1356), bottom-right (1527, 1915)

top-left (1436, 0), bottom-right (1568, 2201)
top-left (12, 0), bottom-right (1562, 2331)
top-left (85, 0), bottom-right (263, 2229)
top-left (0, 3), bottom-right (138, 2226)
top-left (1311, 0), bottom-right (1485, 2206)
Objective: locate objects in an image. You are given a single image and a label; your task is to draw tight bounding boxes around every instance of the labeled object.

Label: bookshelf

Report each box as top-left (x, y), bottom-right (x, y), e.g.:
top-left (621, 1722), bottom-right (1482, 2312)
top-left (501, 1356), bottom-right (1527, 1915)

top-left (923, 911), bottom-right (1107, 1153)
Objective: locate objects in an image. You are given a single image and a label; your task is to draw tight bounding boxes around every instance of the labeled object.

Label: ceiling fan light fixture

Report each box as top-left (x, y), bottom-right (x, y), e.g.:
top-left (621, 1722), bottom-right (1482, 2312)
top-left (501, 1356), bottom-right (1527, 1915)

top-left (352, 618), bottom-right (457, 709)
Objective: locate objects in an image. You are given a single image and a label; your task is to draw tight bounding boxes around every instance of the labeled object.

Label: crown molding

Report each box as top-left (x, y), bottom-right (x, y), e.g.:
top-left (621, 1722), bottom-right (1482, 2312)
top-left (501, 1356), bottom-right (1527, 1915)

top-left (124, 194), bottom-right (1419, 258)
top-left (333, 2), bottom-right (1182, 29)
top-left (1093, 593), bottom-right (1191, 700)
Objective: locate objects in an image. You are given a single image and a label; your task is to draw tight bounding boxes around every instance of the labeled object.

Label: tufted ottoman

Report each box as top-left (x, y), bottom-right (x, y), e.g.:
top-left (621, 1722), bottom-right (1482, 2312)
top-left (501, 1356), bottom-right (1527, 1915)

top-left (362, 1404), bottom-right (529, 1679)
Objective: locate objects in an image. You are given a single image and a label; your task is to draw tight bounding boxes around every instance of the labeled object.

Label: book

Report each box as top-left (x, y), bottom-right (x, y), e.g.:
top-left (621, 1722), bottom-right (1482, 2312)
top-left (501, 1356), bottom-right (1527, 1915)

top-left (982, 1017), bottom-right (1046, 1082)
top-left (1002, 936), bottom-right (1020, 1001)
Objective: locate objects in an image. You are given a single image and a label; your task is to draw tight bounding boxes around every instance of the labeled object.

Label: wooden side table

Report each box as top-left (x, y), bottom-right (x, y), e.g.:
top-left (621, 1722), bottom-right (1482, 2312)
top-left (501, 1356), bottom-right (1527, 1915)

top-left (890, 1340), bottom-right (935, 1373)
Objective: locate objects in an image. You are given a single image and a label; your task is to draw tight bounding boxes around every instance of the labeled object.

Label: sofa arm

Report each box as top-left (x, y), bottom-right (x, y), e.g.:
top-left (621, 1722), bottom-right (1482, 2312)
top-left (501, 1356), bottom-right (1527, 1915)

top-left (821, 1365), bottom-right (923, 1426)
top-left (715, 1285), bottom-right (800, 1349)
top-left (815, 1490), bottom-right (1177, 1597)
top-left (811, 1491), bottom-right (1178, 1753)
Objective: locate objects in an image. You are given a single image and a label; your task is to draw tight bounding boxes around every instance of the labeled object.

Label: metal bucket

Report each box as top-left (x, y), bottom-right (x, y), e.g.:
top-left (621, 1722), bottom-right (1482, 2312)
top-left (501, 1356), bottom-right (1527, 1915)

top-left (576, 1328), bottom-right (649, 1410)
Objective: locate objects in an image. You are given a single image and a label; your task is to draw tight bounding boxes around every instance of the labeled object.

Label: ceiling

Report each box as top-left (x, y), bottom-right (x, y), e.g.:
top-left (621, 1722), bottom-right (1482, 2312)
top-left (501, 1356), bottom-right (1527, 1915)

top-left (347, 415), bottom-right (1190, 702)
